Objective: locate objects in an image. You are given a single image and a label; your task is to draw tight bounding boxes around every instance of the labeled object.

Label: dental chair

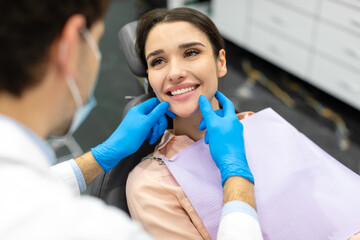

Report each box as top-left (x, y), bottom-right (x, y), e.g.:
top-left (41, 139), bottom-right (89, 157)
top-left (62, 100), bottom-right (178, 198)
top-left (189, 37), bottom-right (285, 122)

top-left (90, 21), bottom-right (169, 215)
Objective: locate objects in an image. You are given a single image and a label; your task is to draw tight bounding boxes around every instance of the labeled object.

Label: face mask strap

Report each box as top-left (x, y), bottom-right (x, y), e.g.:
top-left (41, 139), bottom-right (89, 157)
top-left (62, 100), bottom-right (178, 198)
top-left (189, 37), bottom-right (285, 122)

top-left (65, 76), bottom-right (83, 109)
top-left (80, 28), bottom-right (102, 60)
top-left (66, 27), bottom-right (101, 109)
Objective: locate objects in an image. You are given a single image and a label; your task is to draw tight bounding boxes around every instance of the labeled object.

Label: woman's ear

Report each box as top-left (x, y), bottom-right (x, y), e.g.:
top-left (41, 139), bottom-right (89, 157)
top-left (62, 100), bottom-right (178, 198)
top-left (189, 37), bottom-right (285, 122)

top-left (217, 49), bottom-right (227, 78)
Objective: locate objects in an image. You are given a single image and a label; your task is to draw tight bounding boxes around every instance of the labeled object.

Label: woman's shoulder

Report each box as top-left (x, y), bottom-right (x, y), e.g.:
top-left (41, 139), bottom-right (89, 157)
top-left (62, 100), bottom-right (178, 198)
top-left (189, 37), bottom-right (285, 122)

top-left (127, 156), bottom-right (174, 189)
top-left (126, 155), bottom-right (184, 207)
top-left (237, 111), bottom-right (254, 120)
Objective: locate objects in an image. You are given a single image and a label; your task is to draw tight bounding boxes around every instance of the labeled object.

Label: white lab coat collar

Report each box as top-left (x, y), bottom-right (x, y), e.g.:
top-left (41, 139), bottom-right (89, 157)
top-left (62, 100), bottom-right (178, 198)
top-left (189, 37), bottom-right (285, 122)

top-left (0, 114), bottom-right (56, 171)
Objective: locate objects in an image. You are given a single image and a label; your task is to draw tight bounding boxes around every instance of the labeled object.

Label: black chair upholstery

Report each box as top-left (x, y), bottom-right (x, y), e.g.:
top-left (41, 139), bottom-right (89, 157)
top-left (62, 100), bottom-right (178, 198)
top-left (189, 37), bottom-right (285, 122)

top-left (118, 21), bottom-right (147, 78)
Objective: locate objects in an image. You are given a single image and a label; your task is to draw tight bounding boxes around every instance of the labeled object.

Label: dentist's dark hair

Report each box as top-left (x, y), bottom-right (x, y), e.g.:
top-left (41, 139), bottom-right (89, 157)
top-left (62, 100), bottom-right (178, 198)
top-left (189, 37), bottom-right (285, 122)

top-left (0, 0), bottom-right (111, 96)
top-left (136, 7), bottom-right (225, 69)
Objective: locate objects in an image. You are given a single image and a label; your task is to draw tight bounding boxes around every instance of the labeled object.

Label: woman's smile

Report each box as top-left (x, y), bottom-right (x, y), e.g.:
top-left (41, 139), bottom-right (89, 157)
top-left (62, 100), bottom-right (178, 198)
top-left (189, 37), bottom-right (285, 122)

top-left (165, 83), bottom-right (200, 101)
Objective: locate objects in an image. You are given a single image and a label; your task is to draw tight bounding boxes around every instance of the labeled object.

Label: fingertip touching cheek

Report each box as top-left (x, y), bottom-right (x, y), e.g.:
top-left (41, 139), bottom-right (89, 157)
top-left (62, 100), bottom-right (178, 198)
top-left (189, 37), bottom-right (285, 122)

top-left (145, 21), bottom-right (226, 118)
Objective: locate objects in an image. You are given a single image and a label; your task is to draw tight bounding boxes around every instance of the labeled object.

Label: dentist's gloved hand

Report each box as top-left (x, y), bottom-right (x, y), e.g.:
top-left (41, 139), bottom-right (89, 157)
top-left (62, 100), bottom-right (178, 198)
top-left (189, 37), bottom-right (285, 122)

top-left (91, 98), bottom-right (174, 172)
top-left (198, 91), bottom-right (254, 186)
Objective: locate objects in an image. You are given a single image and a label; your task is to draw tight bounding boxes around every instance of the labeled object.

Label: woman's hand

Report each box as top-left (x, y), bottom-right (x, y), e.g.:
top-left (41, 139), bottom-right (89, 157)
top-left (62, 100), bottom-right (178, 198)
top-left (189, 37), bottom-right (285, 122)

top-left (198, 91), bottom-right (254, 186)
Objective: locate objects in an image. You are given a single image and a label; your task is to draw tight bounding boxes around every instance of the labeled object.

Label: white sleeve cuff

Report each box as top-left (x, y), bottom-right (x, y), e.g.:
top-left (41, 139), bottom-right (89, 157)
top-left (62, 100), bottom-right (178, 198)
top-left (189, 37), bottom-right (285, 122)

top-left (221, 200), bottom-right (259, 221)
top-left (218, 201), bottom-right (263, 240)
top-left (50, 159), bottom-right (86, 196)
top-left (68, 159), bottom-right (86, 193)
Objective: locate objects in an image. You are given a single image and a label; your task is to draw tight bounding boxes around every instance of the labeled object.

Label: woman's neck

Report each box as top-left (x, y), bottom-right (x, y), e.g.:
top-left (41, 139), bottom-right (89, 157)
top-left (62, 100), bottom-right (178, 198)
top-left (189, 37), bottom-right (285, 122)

top-left (172, 98), bottom-right (220, 141)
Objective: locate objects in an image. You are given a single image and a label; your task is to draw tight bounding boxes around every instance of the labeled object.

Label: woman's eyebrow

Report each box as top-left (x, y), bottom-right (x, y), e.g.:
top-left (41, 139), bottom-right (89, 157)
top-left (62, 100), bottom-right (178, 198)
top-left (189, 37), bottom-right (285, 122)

top-left (179, 42), bottom-right (205, 49)
top-left (146, 42), bottom-right (205, 61)
top-left (146, 49), bottom-right (164, 61)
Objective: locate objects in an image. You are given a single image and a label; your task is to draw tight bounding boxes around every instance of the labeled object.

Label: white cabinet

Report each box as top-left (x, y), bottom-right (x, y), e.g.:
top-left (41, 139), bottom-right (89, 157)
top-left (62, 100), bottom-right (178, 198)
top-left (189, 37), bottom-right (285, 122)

top-left (251, 0), bottom-right (315, 46)
top-left (337, 0), bottom-right (360, 9)
top-left (248, 26), bottom-right (309, 77)
top-left (310, 56), bottom-right (360, 109)
top-left (269, 0), bottom-right (320, 15)
top-left (211, 0), bottom-right (360, 110)
top-left (315, 22), bottom-right (360, 72)
top-left (321, 0), bottom-right (360, 35)
top-left (211, 0), bottom-right (249, 47)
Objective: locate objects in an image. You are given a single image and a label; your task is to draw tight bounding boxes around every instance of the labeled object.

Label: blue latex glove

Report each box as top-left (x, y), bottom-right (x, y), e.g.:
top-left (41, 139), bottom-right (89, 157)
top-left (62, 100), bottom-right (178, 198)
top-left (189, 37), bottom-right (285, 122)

top-left (91, 98), bottom-right (175, 172)
top-left (198, 91), bottom-right (254, 185)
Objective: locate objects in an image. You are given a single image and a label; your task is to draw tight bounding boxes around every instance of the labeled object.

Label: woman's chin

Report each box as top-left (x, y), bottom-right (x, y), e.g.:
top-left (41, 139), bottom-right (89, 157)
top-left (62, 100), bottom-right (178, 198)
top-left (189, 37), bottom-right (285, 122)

top-left (171, 107), bottom-right (199, 118)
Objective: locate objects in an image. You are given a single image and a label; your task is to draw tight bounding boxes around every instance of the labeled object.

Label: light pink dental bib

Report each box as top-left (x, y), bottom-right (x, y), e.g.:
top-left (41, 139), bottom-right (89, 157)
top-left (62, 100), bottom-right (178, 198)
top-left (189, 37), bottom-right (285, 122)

top-left (163, 108), bottom-right (360, 240)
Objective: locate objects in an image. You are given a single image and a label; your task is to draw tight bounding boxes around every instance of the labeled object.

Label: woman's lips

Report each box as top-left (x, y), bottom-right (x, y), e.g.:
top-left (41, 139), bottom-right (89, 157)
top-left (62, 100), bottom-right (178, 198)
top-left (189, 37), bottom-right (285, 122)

top-left (166, 83), bottom-right (199, 94)
top-left (169, 86), bottom-right (196, 96)
top-left (165, 84), bottom-right (200, 101)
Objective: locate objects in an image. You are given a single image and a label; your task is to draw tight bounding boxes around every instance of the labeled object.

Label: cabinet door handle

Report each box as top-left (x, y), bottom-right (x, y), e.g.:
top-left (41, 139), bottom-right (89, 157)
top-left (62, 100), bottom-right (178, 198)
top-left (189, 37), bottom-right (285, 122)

top-left (350, 18), bottom-right (360, 29)
top-left (271, 15), bottom-right (286, 27)
top-left (344, 47), bottom-right (360, 60)
top-left (336, 78), bottom-right (360, 93)
top-left (267, 45), bottom-right (281, 56)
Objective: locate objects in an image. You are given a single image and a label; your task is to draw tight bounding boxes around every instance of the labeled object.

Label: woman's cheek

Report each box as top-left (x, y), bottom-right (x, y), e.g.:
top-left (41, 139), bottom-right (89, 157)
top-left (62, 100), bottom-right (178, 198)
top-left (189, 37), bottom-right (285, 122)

top-left (148, 73), bottom-right (163, 99)
top-left (206, 83), bottom-right (218, 101)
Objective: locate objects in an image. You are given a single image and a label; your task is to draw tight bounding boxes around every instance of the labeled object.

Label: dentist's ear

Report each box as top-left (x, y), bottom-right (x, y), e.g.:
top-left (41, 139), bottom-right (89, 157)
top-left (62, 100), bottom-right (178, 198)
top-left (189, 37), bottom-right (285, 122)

top-left (56, 14), bottom-right (86, 77)
top-left (217, 49), bottom-right (227, 78)
top-left (58, 41), bottom-right (68, 63)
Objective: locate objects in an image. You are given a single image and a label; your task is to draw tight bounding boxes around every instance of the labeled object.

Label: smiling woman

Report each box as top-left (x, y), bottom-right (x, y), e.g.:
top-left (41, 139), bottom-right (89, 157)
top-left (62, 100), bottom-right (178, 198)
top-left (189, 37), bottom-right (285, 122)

top-left (125, 8), bottom-right (253, 240)
top-left (144, 21), bottom-right (225, 120)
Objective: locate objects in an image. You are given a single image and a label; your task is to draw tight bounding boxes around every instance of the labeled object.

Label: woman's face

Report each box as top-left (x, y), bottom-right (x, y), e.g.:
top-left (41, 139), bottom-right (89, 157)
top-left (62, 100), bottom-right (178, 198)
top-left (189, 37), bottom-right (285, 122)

top-left (145, 21), bottom-right (227, 117)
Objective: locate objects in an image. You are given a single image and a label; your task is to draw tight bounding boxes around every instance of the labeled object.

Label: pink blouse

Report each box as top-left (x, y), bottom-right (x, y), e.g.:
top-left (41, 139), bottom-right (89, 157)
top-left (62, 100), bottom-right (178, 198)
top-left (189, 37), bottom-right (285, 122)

top-left (126, 130), bottom-right (211, 239)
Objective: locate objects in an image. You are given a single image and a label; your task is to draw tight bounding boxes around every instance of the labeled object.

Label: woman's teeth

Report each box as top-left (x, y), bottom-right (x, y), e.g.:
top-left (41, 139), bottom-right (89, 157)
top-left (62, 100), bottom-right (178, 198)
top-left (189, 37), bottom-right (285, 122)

top-left (171, 86), bottom-right (196, 96)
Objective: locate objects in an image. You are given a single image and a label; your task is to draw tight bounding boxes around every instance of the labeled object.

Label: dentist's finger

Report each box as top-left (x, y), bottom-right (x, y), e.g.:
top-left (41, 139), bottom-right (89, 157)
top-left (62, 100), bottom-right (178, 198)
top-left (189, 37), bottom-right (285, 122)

top-left (166, 110), bottom-right (176, 118)
top-left (199, 118), bottom-right (206, 131)
top-left (199, 95), bottom-right (216, 124)
top-left (215, 91), bottom-right (235, 116)
top-left (199, 109), bottom-right (224, 131)
top-left (147, 101), bottom-right (169, 125)
top-left (157, 114), bottom-right (168, 138)
top-left (149, 125), bottom-right (159, 145)
top-left (204, 131), bottom-right (209, 144)
top-left (149, 113), bottom-right (168, 145)
top-left (146, 128), bottom-right (152, 141)
top-left (137, 97), bottom-right (160, 114)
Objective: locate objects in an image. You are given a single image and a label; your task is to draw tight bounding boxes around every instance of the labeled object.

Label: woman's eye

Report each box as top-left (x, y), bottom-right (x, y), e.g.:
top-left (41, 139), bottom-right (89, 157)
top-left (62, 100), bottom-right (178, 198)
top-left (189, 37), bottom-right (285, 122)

top-left (150, 58), bottom-right (165, 67)
top-left (185, 50), bottom-right (199, 58)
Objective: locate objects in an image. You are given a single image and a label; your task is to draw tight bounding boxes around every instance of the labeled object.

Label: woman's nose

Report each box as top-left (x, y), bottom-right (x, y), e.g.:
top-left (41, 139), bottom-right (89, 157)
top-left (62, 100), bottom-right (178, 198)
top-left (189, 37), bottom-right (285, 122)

top-left (166, 59), bottom-right (187, 82)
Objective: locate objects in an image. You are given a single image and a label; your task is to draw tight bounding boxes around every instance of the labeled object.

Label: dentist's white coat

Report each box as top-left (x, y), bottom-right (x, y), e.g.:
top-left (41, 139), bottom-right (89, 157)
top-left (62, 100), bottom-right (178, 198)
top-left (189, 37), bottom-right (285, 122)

top-left (0, 115), bottom-right (153, 240)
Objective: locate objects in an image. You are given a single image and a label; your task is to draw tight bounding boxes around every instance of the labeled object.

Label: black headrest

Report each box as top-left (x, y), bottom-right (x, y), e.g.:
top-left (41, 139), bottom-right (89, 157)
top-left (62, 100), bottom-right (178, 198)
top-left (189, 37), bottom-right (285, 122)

top-left (118, 21), bottom-right (147, 77)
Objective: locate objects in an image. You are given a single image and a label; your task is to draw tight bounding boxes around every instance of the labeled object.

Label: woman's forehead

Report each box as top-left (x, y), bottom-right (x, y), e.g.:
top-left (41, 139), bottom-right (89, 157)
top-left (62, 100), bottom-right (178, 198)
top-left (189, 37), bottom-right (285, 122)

top-left (145, 21), bottom-right (210, 53)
